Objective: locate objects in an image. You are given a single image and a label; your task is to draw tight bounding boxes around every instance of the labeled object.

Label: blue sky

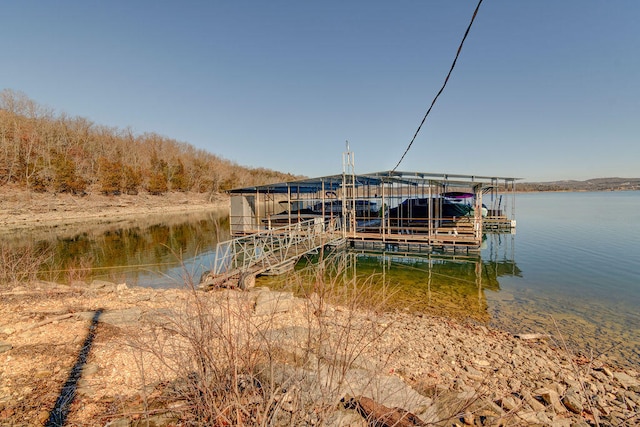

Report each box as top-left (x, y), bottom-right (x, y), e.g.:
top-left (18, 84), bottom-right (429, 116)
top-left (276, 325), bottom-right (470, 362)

top-left (2, 1), bottom-right (638, 182)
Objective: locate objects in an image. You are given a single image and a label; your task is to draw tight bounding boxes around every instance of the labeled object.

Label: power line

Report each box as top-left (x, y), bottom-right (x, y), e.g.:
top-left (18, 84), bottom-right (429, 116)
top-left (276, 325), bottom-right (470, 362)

top-left (391, 0), bottom-right (484, 173)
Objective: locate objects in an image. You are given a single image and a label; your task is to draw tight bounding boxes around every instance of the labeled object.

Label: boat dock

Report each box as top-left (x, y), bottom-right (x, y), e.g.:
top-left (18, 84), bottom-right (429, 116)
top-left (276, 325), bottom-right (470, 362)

top-left (227, 170), bottom-right (518, 250)
top-left (200, 168), bottom-right (519, 288)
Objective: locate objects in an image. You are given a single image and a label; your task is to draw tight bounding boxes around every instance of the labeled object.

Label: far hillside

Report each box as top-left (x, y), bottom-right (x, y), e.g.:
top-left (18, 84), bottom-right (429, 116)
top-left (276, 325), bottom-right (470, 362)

top-left (518, 178), bottom-right (640, 192)
top-left (0, 90), bottom-right (299, 197)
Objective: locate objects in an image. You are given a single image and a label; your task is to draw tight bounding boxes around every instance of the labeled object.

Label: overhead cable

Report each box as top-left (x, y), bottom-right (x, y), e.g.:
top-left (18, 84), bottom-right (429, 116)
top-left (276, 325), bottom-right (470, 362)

top-left (391, 0), bottom-right (484, 173)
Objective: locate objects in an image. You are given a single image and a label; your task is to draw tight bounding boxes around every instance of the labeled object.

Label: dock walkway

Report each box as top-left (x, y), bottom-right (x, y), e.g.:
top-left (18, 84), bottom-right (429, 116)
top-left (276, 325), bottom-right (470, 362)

top-left (200, 218), bottom-right (343, 290)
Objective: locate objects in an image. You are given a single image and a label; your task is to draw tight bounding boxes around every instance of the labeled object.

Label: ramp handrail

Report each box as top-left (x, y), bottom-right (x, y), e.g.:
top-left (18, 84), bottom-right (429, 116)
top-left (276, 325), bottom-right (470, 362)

top-left (212, 218), bottom-right (342, 276)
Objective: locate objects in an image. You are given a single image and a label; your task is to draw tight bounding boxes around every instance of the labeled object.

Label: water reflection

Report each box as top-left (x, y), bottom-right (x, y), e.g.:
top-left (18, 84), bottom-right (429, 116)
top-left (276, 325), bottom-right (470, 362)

top-left (0, 210), bottom-right (229, 287)
top-left (487, 192), bottom-right (640, 369)
top-left (257, 238), bottom-right (521, 322)
top-left (1, 214), bottom-right (520, 321)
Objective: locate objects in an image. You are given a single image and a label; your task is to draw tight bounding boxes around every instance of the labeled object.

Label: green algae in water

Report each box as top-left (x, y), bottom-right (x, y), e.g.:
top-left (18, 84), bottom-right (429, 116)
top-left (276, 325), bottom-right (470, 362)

top-left (256, 250), bottom-right (521, 322)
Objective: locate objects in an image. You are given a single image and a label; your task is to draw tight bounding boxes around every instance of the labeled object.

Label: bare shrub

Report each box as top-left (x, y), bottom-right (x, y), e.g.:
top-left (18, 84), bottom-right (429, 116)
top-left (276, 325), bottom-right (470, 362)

top-left (0, 242), bottom-right (52, 287)
top-left (129, 277), bottom-right (281, 424)
top-left (128, 250), bottom-right (396, 425)
top-left (294, 251), bottom-right (395, 410)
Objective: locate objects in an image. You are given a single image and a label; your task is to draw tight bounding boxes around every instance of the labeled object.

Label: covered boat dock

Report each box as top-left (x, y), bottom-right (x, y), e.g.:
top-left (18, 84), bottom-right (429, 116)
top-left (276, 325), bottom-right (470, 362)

top-left (227, 171), bottom-right (519, 253)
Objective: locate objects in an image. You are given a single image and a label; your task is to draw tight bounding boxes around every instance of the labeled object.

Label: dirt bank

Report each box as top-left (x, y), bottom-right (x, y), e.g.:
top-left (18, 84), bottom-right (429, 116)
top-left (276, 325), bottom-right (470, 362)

top-left (0, 189), bottom-right (229, 233)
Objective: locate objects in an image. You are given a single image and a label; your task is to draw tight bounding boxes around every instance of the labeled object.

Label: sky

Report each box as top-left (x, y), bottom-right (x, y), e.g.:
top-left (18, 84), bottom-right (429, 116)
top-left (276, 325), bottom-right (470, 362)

top-left (1, 1), bottom-right (639, 182)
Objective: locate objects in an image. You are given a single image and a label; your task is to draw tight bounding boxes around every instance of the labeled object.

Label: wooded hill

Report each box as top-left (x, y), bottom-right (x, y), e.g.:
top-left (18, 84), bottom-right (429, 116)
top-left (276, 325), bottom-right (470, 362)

top-left (518, 177), bottom-right (640, 192)
top-left (0, 90), bottom-right (299, 196)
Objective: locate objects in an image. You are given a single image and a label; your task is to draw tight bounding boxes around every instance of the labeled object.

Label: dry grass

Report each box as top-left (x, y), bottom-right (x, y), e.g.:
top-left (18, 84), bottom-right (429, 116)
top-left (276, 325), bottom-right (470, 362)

top-left (126, 250), bottom-right (397, 426)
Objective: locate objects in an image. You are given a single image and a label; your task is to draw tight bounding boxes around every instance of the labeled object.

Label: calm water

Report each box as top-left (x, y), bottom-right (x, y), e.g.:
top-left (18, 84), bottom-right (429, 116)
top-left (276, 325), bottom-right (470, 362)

top-left (2, 191), bottom-right (638, 367)
top-left (0, 210), bottom-right (229, 287)
top-left (486, 191), bottom-right (640, 367)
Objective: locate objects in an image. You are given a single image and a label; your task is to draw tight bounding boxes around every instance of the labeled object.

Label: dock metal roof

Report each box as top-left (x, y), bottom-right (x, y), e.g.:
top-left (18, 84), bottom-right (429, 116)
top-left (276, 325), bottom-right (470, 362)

top-left (228, 171), bottom-right (521, 194)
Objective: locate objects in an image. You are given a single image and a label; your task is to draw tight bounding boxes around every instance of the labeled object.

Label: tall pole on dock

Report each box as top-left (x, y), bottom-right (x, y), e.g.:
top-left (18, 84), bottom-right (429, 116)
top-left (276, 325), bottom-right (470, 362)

top-left (342, 141), bottom-right (356, 238)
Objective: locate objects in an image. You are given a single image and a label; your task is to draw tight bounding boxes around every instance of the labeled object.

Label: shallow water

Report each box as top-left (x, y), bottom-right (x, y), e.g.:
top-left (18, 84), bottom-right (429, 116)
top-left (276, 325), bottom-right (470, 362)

top-left (2, 191), bottom-right (638, 367)
top-left (485, 191), bottom-right (640, 368)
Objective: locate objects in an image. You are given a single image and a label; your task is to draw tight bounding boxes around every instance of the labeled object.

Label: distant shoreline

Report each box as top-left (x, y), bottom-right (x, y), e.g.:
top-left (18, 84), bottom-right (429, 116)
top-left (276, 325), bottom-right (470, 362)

top-left (0, 188), bottom-right (229, 233)
top-left (515, 188), bottom-right (640, 194)
top-left (515, 177), bottom-right (640, 193)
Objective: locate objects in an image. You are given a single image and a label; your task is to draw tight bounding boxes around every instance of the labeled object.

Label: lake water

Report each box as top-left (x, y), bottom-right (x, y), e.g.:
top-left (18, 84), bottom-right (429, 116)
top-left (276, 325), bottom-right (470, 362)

top-left (2, 191), bottom-right (638, 367)
top-left (485, 191), bottom-right (640, 368)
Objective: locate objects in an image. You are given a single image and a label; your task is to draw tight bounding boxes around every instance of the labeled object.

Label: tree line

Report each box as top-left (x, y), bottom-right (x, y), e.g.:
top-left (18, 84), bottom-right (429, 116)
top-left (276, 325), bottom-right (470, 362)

top-left (0, 90), bottom-right (299, 196)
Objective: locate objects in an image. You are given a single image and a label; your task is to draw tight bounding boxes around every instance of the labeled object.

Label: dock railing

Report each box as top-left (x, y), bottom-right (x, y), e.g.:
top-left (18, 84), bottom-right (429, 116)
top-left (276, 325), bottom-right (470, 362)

top-left (211, 217), bottom-right (343, 277)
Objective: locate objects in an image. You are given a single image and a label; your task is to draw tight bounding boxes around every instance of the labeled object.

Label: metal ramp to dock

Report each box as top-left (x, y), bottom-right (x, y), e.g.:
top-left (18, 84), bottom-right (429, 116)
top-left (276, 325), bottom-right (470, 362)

top-left (200, 218), bottom-right (344, 290)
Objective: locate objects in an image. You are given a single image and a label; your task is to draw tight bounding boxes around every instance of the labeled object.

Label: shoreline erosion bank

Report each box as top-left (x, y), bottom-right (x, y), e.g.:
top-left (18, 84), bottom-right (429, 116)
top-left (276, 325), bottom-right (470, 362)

top-left (1, 189), bottom-right (639, 425)
top-left (0, 189), bottom-right (229, 233)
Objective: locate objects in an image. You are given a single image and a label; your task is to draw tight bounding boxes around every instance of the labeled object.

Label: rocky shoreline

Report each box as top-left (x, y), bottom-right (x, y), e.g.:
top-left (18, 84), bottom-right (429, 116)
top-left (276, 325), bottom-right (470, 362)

top-left (0, 281), bottom-right (638, 426)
